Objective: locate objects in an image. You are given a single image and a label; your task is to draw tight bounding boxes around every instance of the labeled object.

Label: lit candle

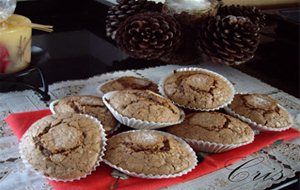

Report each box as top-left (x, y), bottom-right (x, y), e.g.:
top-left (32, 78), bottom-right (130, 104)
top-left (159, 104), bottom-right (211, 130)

top-left (0, 14), bottom-right (32, 74)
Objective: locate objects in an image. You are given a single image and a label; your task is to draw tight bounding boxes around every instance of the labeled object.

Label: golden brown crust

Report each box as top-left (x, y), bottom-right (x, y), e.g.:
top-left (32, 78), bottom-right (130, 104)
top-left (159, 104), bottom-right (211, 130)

top-left (163, 70), bottom-right (233, 109)
top-left (108, 90), bottom-right (181, 123)
top-left (229, 93), bottom-right (292, 128)
top-left (54, 95), bottom-right (118, 133)
top-left (100, 76), bottom-right (158, 93)
top-left (104, 130), bottom-right (195, 175)
top-left (166, 112), bottom-right (254, 144)
top-left (20, 113), bottom-right (102, 180)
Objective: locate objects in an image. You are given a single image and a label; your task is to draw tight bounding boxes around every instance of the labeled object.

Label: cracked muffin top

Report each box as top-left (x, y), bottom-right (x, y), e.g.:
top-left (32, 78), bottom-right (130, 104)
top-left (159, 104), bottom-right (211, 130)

top-left (163, 70), bottom-right (234, 110)
top-left (107, 90), bottom-right (181, 123)
top-left (166, 112), bottom-right (254, 144)
top-left (228, 93), bottom-right (292, 128)
top-left (53, 95), bottom-right (118, 133)
top-left (100, 76), bottom-right (158, 94)
top-left (19, 113), bottom-right (103, 180)
top-left (104, 130), bottom-right (196, 176)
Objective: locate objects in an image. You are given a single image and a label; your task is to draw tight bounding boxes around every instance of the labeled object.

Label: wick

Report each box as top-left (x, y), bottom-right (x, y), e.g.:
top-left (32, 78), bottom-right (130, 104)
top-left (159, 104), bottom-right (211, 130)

top-left (6, 20), bottom-right (53, 32)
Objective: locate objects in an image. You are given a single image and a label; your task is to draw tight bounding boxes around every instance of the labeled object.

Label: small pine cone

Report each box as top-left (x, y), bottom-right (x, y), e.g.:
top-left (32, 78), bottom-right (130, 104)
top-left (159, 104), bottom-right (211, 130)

top-left (197, 15), bottom-right (260, 65)
top-left (217, 5), bottom-right (266, 28)
top-left (106, 0), bottom-right (163, 40)
top-left (116, 12), bottom-right (181, 60)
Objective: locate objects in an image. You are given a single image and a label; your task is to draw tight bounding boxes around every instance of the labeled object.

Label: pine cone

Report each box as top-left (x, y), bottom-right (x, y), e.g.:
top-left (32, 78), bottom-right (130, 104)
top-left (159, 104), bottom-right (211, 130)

top-left (197, 15), bottom-right (260, 65)
top-left (106, 0), bottom-right (163, 40)
top-left (217, 5), bottom-right (266, 28)
top-left (116, 12), bottom-right (181, 60)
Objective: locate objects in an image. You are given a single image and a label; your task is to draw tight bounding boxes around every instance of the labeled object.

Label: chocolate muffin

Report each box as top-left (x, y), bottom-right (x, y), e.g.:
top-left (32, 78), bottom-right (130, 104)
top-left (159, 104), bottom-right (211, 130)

top-left (104, 130), bottom-right (197, 177)
top-left (106, 90), bottom-right (182, 123)
top-left (228, 93), bottom-right (292, 129)
top-left (53, 95), bottom-right (118, 133)
top-left (100, 76), bottom-right (158, 94)
top-left (166, 112), bottom-right (254, 145)
top-left (162, 69), bottom-right (234, 110)
top-left (19, 113), bottom-right (105, 180)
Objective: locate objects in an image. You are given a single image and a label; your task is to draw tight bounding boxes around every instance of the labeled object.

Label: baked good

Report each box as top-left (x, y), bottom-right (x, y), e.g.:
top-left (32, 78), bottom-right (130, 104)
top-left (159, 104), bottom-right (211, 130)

top-left (166, 112), bottom-right (254, 144)
top-left (53, 95), bottom-right (118, 133)
top-left (104, 130), bottom-right (196, 177)
top-left (19, 113), bottom-right (104, 180)
top-left (228, 93), bottom-right (292, 129)
top-left (162, 69), bottom-right (234, 110)
top-left (100, 76), bottom-right (158, 94)
top-left (106, 90), bottom-right (181, 123)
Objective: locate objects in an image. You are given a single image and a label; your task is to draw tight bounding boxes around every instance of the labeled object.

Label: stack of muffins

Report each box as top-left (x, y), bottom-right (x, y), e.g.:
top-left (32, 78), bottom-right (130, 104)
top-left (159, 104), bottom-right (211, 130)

top-left (19, 68), bottom-right (293, 180)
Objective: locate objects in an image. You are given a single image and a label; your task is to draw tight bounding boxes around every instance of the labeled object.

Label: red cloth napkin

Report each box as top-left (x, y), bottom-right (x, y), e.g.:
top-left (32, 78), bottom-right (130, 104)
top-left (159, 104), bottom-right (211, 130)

top-left (6, 110), bottom-right (300, 190)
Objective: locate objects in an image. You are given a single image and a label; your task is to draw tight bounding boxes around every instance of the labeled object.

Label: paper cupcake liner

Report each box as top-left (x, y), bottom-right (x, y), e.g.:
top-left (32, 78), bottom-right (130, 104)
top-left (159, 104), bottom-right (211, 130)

top-left (49, 99), bottom-right (121, 134)
top-left (97, 75), bottom-right (158, 97)
top-left (158, 67), bottom-right (235, 111)
top-left (49, 99), bottom-right (58, 114)
top-left (102, 91), bottom-right (185, 130)
top-left (103, 130), bottom-right (197, 179)
top-left (183, 133), bottom-right (255, 153)
top-left (19, 113), bottom-right (107, 182)
top-left (224, 105), bottom-right (293, 133)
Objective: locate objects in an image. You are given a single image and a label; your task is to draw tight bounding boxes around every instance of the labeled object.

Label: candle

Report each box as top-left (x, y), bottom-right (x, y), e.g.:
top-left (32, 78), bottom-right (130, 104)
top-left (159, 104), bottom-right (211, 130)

top-left (0, 14), bottom-right (32, 74)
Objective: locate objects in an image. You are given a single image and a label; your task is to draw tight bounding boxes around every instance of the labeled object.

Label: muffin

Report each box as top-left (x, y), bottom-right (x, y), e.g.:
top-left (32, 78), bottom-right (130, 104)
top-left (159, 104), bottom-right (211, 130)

top-left (103, 130), bottom-right (197, 178)
top-left (52, 95), bottom-right (118, 134)
top-left (105, 90), bottom-right (182, 123)
top-left (19, 113), bottom-right (106, 180)
top-left (161, 68), bottom-right (234, 110)
top-left (166, 112), bottom-right (254, 152)
top-left (99, 76), bottom-right (158, 94)
top-left (227, 93), bottom-right (292, 131)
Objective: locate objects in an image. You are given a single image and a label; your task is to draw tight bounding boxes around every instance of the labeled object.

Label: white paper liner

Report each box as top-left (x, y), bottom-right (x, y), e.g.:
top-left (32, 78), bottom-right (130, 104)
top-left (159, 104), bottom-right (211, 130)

top-left (102, 91), bottom-right (185, 129)
top-left (183, 133), bottom-right (255, 153)
top-left (103, 130), bottom-right (198, 179)
top-left (49, 99), bottom-right (58, 114)
top-left (225, 104), bottom-right (293, 133)
top-left (49, 99), bottom-right (121, 134)
top-left (19, 113), bottom-right (107, 182)
top-left (97, 75), bottom-right (158, 97)
top-left (158, 67), bottom-right (235, 111)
